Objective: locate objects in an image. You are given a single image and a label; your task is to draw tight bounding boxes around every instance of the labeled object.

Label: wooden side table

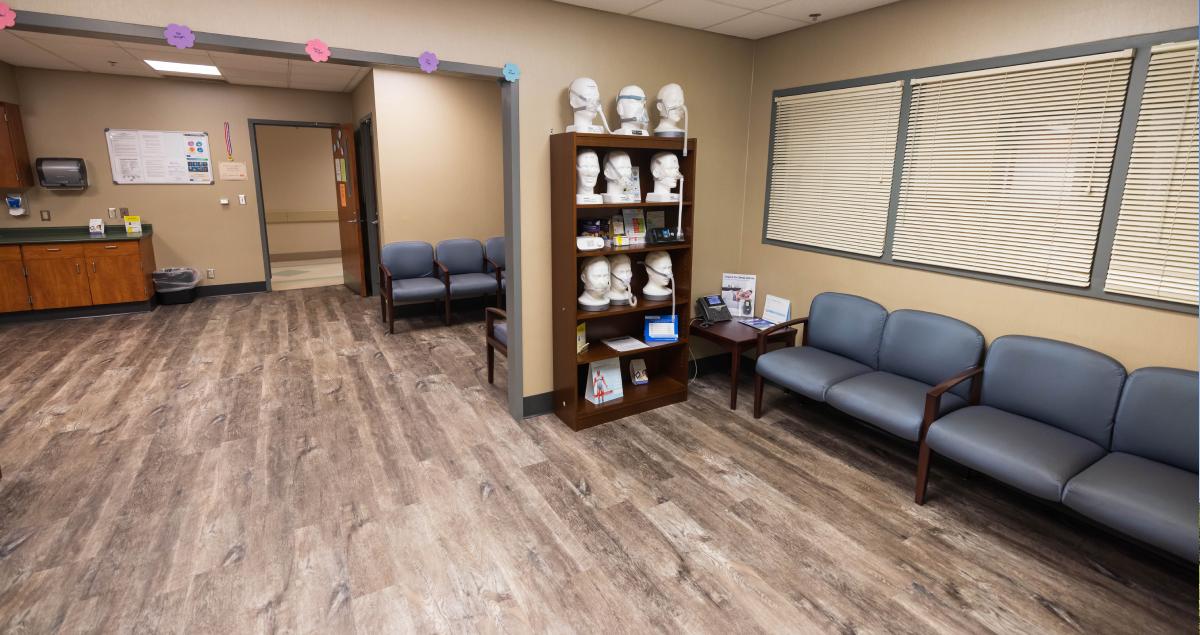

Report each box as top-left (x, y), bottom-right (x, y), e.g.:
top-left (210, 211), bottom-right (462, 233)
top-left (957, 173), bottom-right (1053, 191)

top-left (689, 320), bottom-right (797, 409)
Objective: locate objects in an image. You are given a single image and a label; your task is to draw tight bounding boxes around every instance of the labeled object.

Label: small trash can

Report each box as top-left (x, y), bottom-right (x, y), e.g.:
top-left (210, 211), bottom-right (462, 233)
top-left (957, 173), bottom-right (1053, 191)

top-left (152, 267), bottom-right (201, 305)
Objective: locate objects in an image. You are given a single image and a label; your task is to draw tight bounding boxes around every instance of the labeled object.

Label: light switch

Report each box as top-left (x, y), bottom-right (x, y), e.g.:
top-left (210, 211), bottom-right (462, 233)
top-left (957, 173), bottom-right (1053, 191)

top-left (238, 194), bottom-right (247, 205)
top-left (219, 198), bottom-right (230, 205)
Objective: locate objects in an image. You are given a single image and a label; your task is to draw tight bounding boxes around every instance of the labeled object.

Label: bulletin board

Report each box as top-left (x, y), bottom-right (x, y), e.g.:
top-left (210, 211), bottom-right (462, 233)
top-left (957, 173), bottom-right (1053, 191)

top-left (105, 129), bottom-right (214, 184)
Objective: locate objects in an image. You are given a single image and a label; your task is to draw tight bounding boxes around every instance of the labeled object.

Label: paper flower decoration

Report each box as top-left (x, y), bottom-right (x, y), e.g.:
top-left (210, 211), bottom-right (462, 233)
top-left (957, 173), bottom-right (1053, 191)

top-left (418, 51), bottom-right (439, 74)
top-left (0, 3), bottom-right (17, 30)
top-left (163, 23), bottom-right (195, 49)
top-left (502, 63), bottom-right (520, 82)
top-left (305, 38), bottom-right (331, 63)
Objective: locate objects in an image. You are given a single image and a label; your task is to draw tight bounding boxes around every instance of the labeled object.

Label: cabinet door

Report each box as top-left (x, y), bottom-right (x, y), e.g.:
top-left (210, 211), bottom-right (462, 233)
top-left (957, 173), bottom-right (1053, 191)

top-left (88, 254), bottom-right (147, 304)
top-left (0, 245), bottom-right (29, 313)
top-left (25, 255), bottom-right (91, 309)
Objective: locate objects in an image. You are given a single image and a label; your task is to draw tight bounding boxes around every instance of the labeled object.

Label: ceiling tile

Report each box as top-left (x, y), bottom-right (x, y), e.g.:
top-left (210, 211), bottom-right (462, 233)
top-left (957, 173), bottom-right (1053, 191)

top-left (762, 0), bottom-right (899, 22)
top-left (553, 0), bottom-right (659, 13)
top-left (0, 31), bottom-right (80, 71)
top-left (713, 0), bottom-right (791, 10)
top-left (632, 0), bottom-right (749, 29)
top-left (707, 11), bottom-right (803, 38)
top-left (208, 51), bottom-right (288, 73)
top-left (118, 42), bottom-right (215, 64)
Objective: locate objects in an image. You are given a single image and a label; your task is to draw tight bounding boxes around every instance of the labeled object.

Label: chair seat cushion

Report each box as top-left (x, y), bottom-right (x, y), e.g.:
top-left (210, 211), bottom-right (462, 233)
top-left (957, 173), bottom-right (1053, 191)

top-left (391, 277), bottom-right (444, 303)
top-left (449, 272), bottom-right (498, 297)
top-left (926, 405), bottom-right (1106, 501)
top-left (827, 371), bottom-right (966, 442)
top-left (1063, 452), bottom-right (1198, 562)
top-left (493, 321), bottom-right (508, 347)
top-left (756, 346), bottom-right (872, 402)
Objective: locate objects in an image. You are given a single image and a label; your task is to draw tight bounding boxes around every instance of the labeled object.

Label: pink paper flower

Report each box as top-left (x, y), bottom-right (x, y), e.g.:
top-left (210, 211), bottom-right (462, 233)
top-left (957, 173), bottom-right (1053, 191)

top-left (418, 51), bottom-right (439, 74)
top-left (0, 3), bottom-right (17, 30)
top-left (305, 38), bottom-right (331, 63)
top-left (163, 23), bottom-right (195, 49)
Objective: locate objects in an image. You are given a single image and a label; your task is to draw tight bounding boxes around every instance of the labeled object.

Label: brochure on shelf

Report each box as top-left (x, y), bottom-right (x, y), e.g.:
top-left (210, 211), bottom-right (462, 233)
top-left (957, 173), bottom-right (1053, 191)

top-left (585, 358), bottom-right (623, 405)
top-left (629, 359), bottom-right (649, 385)
top-left (602, 336), bottom-right (649, 352)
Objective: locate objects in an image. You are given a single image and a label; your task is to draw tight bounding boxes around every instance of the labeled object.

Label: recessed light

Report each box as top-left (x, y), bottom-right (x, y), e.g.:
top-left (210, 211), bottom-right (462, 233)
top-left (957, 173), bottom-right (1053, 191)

top-left (144, 59), bottom-right (221, 76)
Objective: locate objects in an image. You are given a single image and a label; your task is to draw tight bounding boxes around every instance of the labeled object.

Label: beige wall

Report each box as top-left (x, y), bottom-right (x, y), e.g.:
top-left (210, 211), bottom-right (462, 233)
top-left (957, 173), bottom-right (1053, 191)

top-left (0, 60), bottom-right (19, 103)
top-left (256, 125), bottom-right (339, 257)
top-left (372, 67), bottom-right (504, 245)
top-left (741, 0), bottom-right (1198, 371)
top-left (0, 67), bottom-right (352, 285)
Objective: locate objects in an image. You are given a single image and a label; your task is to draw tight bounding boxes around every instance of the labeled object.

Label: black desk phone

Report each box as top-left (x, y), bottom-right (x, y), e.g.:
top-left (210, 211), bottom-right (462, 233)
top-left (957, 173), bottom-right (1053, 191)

top-left (696, 294), bottom-right (733, 324)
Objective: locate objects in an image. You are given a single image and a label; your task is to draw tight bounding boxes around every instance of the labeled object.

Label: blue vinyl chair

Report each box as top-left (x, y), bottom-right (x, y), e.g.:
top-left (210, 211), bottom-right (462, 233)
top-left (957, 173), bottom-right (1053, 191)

top-left (380, 241), bottom-right (442, 334)
top-left (435, 238), bottom-right (499, 325)
top-left (485, 236), bottom-right (506, 308)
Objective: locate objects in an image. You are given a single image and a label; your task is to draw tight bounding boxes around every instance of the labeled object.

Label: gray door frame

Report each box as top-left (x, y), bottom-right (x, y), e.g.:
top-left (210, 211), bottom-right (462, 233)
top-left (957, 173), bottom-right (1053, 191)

top-left (12, 11), bottom-right (528, 419)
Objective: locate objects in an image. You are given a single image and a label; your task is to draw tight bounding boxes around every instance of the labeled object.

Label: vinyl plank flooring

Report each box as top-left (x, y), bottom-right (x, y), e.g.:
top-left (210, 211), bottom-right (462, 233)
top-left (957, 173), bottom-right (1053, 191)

top-left (0, 286), bottom-right (1191, 633)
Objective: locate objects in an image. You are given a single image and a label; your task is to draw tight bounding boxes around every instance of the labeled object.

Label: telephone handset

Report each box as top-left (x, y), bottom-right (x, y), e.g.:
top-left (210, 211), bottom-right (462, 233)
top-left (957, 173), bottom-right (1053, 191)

top-left (696, 295), bottom-right (732, 324)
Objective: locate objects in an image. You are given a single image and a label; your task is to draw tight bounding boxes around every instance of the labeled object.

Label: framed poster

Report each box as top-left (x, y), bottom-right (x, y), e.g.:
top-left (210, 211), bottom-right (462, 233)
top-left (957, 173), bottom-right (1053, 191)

top-left (105, 129), bottom-right (213, 184)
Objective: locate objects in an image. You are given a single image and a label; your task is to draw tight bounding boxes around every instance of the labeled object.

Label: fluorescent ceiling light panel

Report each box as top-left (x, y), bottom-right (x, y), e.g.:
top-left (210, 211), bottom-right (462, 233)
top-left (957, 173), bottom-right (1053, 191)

top-left (144, 59), bottom-right (221, 76)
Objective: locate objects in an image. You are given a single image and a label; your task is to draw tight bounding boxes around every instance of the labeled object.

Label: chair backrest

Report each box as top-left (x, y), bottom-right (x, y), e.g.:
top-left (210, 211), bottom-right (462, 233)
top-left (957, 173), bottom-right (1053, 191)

top-left (1111, 367), bottom-right (1199, 472)
top-left (806, 292), bottom-right (887, 368)
top-left (485, 236), bottom-right (505, 272)
top-left (436, 238), bottom-right (485, 275)
top-left (878, 309), bottom-right (984, 398)
top-left (381, 241), bottom-right (434, 279)
top-left (981, 335), bottom-right (1126, 447)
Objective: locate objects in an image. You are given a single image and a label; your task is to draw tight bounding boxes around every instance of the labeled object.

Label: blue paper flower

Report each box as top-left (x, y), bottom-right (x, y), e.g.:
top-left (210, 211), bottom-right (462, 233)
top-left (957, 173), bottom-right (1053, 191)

top-left (418, 51), bottom-right (439, 74)
top-left (163, 23), bottom-right (195, 50)
top-left (502, 63), bottom-right (521, 82)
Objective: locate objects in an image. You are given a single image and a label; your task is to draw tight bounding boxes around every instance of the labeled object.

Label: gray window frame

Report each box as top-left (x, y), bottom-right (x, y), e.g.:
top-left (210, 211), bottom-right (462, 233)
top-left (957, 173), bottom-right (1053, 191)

top-left (762, 26), bottom-right (1199, 315)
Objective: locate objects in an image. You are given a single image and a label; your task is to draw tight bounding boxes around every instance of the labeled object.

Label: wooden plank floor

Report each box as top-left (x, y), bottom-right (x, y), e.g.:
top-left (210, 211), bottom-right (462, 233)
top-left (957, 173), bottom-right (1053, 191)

top-left (0, 286), bottom-right (1193, 633)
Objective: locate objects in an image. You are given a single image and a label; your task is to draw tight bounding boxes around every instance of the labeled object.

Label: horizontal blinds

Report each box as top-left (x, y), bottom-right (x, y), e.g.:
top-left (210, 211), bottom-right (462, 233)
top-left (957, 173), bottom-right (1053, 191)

top-left (766, 81), bottom-right (902, 256)
top-left (893, 50), bottom-right (1133, 286)
top-left (1105, 41), bottom-right (1199, 305)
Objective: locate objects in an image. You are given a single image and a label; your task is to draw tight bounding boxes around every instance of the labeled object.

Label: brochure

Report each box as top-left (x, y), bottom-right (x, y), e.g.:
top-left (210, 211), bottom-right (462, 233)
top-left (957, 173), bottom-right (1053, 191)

top-left (740, 317), bottom-right (775, 331)
top-left (644, 315), bottom-right (679, 342)
top-left (629, 359), bottom-right (649, 385)
top-left (622, 209), bottom-right (647, 241)
top-left (576, 323), bottom-right (588, 354)
top-left (762, 295), bottom-right (791, 324)
top-left (721, 273), bottom-right (757, 318)
top-left (602, 336), bottom-right (648, 352)
top-left (585, 358), bottom-right (623, 404)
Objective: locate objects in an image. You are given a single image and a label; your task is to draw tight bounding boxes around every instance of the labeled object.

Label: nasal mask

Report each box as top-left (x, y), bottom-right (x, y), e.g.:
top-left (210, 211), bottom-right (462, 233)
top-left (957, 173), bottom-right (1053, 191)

top-left (617, 93), bottom-right (649, 129)
top-left (572, 88), bottom-right (612, 133)
top-left (656, 100), bottom-right (689, 157)
top-left (644, 261), bottom-right (676, 321)
top-left (613, 268), bottom-right (637, 306)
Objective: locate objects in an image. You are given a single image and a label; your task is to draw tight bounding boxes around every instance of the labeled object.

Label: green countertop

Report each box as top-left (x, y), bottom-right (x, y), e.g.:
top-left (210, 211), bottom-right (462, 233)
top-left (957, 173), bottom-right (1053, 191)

top-left (0, 224), bottom-right (153, 245)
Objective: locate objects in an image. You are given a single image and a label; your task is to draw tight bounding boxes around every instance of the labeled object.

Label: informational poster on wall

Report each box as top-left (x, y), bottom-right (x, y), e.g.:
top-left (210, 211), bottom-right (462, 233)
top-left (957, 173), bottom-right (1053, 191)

top-left (105, 129), bottom-right (213, 184)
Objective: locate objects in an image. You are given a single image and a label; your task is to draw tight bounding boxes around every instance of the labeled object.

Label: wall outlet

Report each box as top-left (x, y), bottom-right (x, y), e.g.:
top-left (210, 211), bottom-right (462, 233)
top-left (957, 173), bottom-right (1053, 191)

top-left (206, 268), bottom-right (216, 279)
top-left (39, 209), bottom-right (50, 221)
top-left (107, 207), bottom-right (117, 219)
top-left (238, 194), bottom-right (246, 205)
top-left (219, 198), bottom-right (230, 206)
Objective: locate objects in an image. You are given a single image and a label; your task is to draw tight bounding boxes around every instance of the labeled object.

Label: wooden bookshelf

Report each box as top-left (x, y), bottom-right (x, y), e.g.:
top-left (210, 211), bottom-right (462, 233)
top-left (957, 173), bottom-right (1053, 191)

top-left (551, 132), bottom-right (696, 430)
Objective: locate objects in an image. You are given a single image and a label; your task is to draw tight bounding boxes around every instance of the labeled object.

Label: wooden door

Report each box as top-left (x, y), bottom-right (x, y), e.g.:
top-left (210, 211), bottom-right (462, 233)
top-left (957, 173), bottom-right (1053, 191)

top-left (22, 244), bottom-right (91, 309)
top-left (86, 242), bottom-right (148, 304)
top-left (0, 245), bottom-right (30, 313)
top-left (331, 124), bottom-right (367, 296)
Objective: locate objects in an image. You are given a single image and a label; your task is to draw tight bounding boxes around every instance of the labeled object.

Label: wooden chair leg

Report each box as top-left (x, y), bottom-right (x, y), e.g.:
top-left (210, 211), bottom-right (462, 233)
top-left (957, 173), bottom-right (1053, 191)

top-left (444, 295), bottom-right (451, 325)
top-left (914, 442), bottom-right (932, 505)
top-left (753, 375), bottom-right (765, 418)
top-left (380, 292), bottom-right (387, 324)
top-left (387, 301), bottom-right (395, 335)
top-left (487, 344), bottom-right (495, 384)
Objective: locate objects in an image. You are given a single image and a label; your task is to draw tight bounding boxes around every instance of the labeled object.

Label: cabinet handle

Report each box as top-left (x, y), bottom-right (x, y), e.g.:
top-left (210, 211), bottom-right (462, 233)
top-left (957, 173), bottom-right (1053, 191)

top-left (104, 245), bottom-right (117, 249)
top-left (75, 262), bottom-right (80, 274)
top-left (46, 247), bottom-right (61, 252)
top-left (91, 261), bottom-right (97, 273)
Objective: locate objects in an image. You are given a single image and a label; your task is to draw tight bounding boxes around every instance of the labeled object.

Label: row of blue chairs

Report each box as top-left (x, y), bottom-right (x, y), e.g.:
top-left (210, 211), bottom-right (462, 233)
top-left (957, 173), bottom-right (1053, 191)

top-left (380, 237), bottom-right (505, 331)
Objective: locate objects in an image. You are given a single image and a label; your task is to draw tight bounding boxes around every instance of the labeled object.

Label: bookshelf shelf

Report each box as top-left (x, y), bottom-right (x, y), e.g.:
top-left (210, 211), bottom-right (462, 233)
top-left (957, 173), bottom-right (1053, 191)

top-left (551, 133), bottom-right (696, 430)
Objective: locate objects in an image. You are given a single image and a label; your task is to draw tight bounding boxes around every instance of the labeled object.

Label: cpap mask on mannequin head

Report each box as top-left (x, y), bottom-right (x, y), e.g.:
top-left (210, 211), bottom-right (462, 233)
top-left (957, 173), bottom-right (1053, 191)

top-left (645, 152), bottom-right (686, 238)
top-left (654, 83), bottom-right (689, 157)
top-left (607, 254), bottom-right (637, 306)
top-left (567, 77), bottom-right (611, 134)
top-left (602, 151), bottom-right (637, 203)
top-left (615, 85), bottom-right (649, 135)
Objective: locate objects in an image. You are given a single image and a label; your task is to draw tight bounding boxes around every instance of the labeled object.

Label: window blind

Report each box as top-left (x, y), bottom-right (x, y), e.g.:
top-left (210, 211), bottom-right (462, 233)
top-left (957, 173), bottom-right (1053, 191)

top-left (893, 50), bottom-right (1133, 286)
top-left (766, 81), bottom-right (903, 256)
top-left (1104, 41), bottom-right (1199, 305)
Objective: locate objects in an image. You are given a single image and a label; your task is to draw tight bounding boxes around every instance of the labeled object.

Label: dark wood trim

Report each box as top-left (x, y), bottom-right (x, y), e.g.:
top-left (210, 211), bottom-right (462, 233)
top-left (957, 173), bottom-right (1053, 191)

top-left (915, 365), bottom-right (984, 505)
top-left (0, 299), bottom-right (152, 324)
top-left (522, 391), bottom-right (554, 417)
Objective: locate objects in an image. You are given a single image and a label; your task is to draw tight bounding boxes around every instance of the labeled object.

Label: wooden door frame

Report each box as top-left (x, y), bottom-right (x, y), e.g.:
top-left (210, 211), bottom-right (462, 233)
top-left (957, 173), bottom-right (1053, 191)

top-left (11, 11), bottom-right (528, 420)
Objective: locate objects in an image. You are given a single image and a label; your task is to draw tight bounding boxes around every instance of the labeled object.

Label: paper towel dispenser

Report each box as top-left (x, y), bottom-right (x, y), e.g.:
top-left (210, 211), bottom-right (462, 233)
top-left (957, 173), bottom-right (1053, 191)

top-left (36, 158), bottom-right (88, 189)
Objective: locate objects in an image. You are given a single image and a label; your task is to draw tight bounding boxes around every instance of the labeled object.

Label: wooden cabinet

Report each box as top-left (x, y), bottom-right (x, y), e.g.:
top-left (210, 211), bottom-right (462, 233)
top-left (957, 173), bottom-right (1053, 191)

top-left (22, 244), bottom-right (91, 310)
top-left (0, 245), bottom-right (30, 312)
top-left (0, 102), bottom-right (33, 190)
top-left (0, 236), bottom-right (155, 313)
top-left (85, 242), bottom-right (149, 305)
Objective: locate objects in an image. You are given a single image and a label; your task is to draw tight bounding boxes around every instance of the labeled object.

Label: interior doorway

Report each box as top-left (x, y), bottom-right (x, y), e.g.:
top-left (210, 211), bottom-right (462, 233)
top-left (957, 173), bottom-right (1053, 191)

top-left (250, 120), bottom-right (369, 294)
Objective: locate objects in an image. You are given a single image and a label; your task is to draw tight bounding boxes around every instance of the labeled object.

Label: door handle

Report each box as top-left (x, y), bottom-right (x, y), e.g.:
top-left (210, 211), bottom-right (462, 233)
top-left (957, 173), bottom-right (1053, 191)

top-left (346, 219), bottom-right (359, 224)
top-left (370, 220), bottom-right (379, 225)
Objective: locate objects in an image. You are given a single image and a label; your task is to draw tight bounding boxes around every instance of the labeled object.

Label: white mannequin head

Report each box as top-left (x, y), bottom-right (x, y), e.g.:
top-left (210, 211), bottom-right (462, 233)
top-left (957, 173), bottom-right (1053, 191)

top-left (615, 85), bottom-right (648, 135)
top-left (607, 254), bottom-right (635, 305)
top-left (577, 150), bottom-right (600, 197)
top-left (655, 83), bottom-right (686, 134)
top-left (642, 250), bottom-right (673, 300)
top-left (603, 151), bottom-right (634, 195)
top-left (650, 152), bottom-right (680, 195)
top-left (568, 77), bottom-right (605, 132)
top-left (579, 256), bottom-right (612, 309)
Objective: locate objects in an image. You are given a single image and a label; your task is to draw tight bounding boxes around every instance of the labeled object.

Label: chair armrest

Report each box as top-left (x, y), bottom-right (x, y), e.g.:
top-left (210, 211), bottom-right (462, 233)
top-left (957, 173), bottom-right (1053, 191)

top-left (485, 307), bottom-right (506, 337)
top-left (379, 263), bottom-right (393, 291)
top-left (434, 260), bottom-right (451, 288)
top-left (485, 257), bottom-right (504, 273)
top-left (919, 366), bottom-right (984, 442)
top-left (756, 316), bottom-right (808, 356)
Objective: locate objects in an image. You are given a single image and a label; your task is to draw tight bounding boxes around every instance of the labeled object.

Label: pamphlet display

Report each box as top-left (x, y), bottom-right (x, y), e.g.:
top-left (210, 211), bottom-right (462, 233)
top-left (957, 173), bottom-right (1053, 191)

top-left (123, 215), bottom-right (143, 235)
top-left (721, 272), bottom-right (757, 318)
top-left (629, 359), bottom-right (649, 385)
top-left (585, 358), bottom-right (623, 404)
top-left (106, 129), bottom-right (213, 184)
